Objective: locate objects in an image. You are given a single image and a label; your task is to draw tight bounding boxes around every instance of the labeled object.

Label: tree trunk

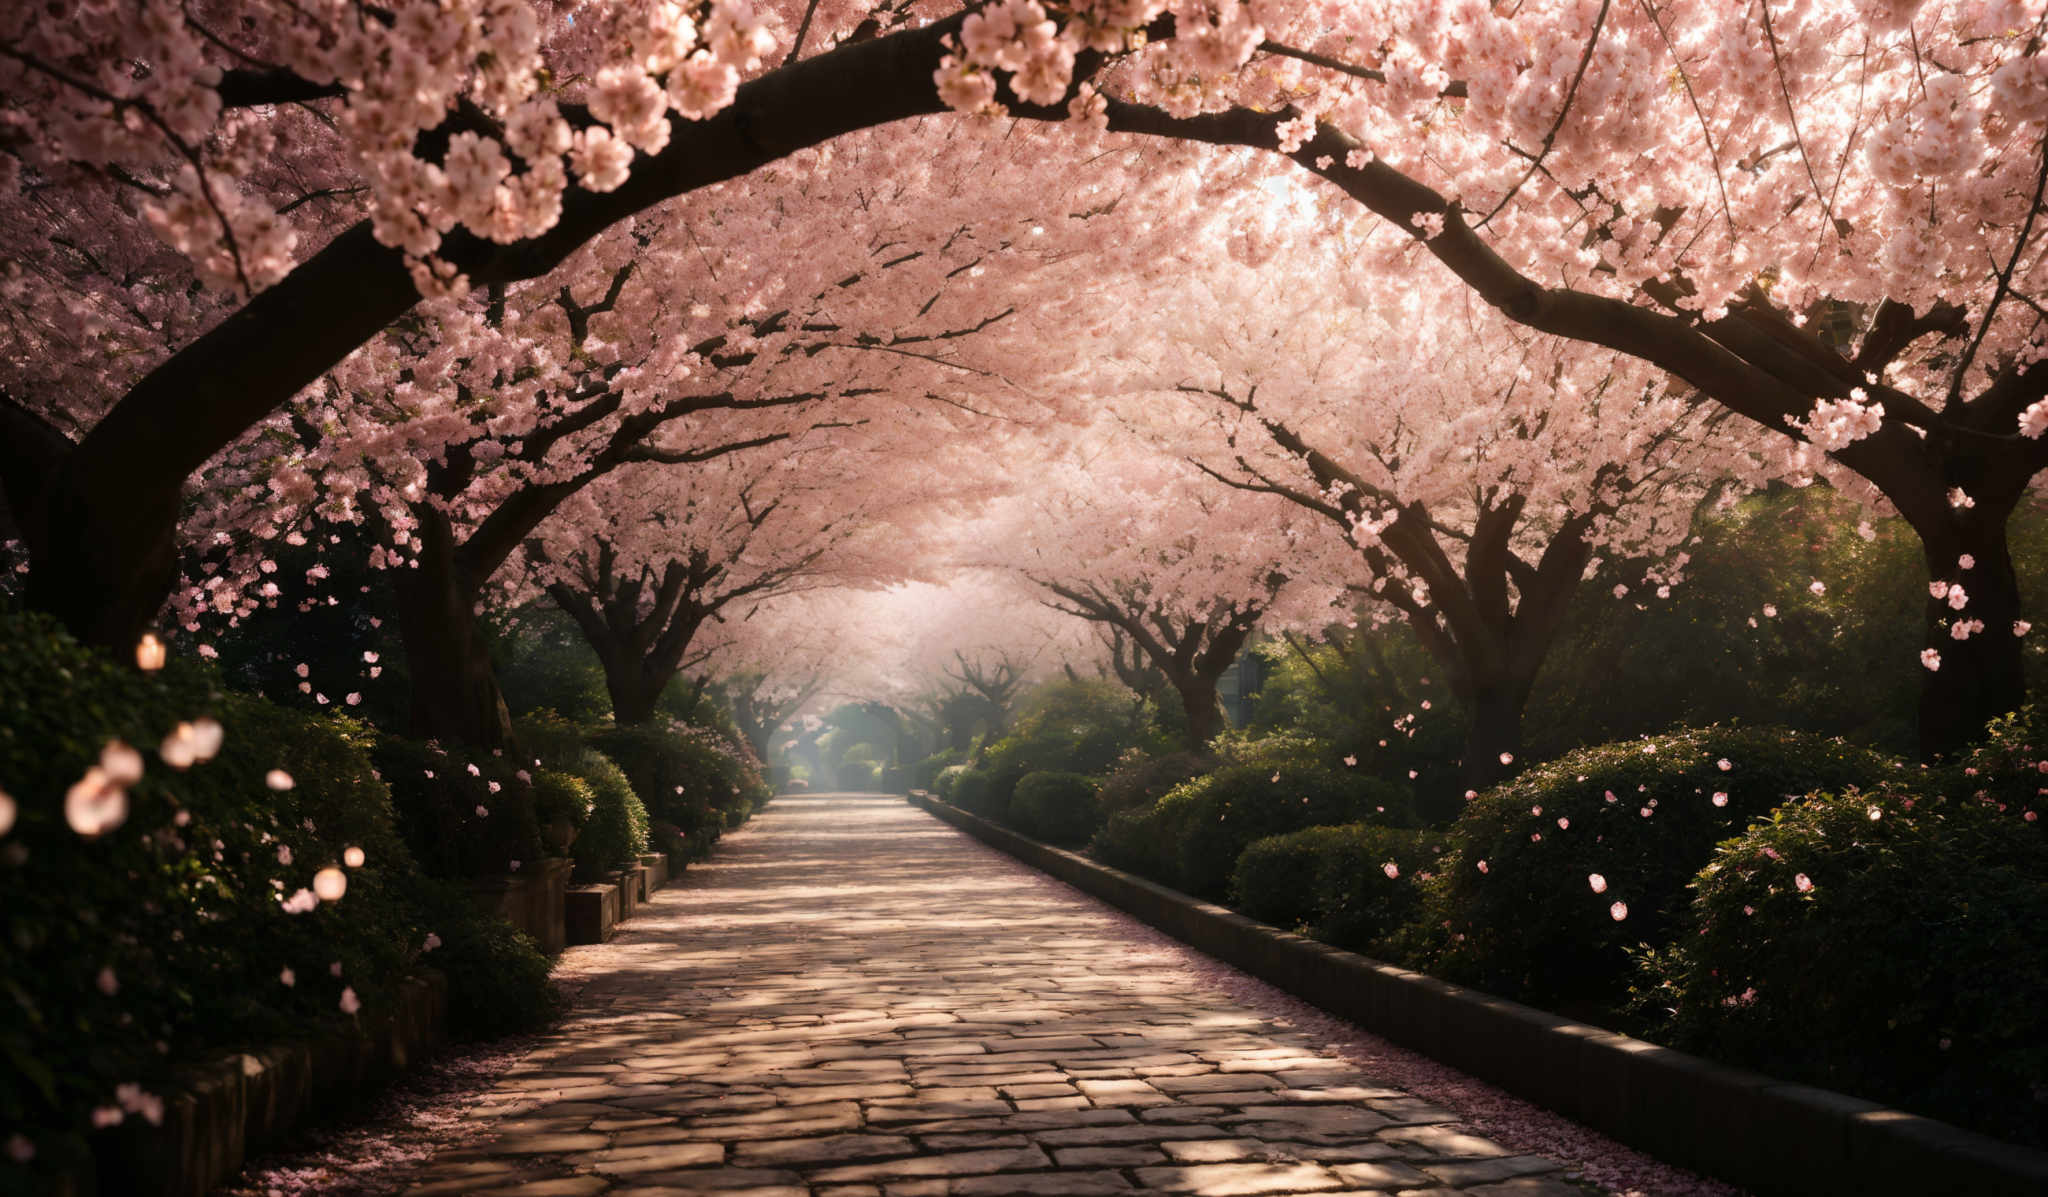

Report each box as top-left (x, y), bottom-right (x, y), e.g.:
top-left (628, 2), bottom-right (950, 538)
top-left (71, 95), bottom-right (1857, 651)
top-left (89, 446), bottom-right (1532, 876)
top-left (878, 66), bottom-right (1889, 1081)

top-left (390, 512), bottom-right (512, 750)
top-left (1913, 510), bottom-right (2027, 761)
top-left (24, 473), bottom-right (182, 657)
top-left (1177, 675), bottom-right (1225, 751)
top-left (1459, 679), bottom-right (1531, 794)
top-left (605, 658), bottom-right (666, 727)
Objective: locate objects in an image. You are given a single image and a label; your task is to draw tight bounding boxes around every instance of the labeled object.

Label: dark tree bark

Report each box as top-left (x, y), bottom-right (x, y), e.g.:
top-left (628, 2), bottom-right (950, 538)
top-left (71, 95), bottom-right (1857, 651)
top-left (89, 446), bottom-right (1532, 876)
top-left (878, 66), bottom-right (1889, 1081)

top-left (390, 506), bottom-right (514, 749)
top-left (546, 543), bottom-right (716, 728)
top-left (1199, 394), bottom-right (1594, 793)
top-left (1040, 580), bottom-right (1268, 752)
top-left (720, 672), bottom-right (824, 762)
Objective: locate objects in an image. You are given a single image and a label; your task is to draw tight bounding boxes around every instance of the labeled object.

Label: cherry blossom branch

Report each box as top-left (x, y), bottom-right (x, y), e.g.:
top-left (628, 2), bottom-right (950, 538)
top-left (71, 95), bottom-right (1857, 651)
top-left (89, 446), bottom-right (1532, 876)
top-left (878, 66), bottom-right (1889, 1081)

top-left (1476, 0), bottom-right (1611, 228)
top-left (1635, 0), bottom-right (1735, 239)
top-left (1256, 40), bottom-right (1468, 99)
top-left (1755, 0), bottom-right (1843, 247)
top-left (1947, 134), bottom-right (2048, 410)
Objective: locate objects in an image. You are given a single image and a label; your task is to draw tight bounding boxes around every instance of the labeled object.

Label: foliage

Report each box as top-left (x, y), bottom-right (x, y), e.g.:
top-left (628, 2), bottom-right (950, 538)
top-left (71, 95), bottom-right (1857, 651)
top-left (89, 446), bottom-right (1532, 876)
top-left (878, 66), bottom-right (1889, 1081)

top-left (373, 737), bottom-right (546, 879)
top-left (1095, 760), bottom-right (1415, 900)
top-left (196, 524), bottom-right (410, 732)
top-left (1633, 788), bottom-right (2047, 1147)
top-left (913, 748), bottom-right (963, 791)
top-left (0, 610), bottom-right (551, 1184)
top-left (1245, 634), bottom-right (1468, 821)
top-left (1529, 491), bottom-right (2048, 760)
top-left (1096, 748), bottom-right (1215, 814)
top-left (567, 751), bottom-right (651, 882)
top-left (1411, 725), bottom-right (1899, 1012)
top-left (1231, 823), bottom-right (1435, 955)
top-left (1948, 703), bottom-right (2048, 826)
top-left (413, 879), bottom-right (565, 1041)
top-left (492, 608), bottom-right (612, 723)
top-left (934, 764), bottom-right (969, 801)
top-left (509, 710), bottom-right (651, 880)
top-left (590, 719), bottom-right (767, 859)
top-left (951, 679), bottom-right (1168, 825)
top-left (530, 769), bottom-right (592, 851)
top-left (1008, 771), bottom-right (1103, 844)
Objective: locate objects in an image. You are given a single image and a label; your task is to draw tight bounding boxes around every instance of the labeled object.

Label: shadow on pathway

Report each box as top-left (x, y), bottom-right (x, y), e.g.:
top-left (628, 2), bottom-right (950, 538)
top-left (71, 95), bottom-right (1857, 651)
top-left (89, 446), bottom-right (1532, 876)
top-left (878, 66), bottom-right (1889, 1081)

top-left (394, 793), bottom-right (1607, 1197)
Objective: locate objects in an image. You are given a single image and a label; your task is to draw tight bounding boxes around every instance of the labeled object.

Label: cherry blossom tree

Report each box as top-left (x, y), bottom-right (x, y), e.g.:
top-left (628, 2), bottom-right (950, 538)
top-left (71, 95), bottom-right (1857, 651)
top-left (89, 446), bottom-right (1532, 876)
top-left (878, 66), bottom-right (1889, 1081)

top-left (969, 444), bottom-right (1322, 749)
top-left (965, 0), bottom-right (2048, 757)
top-left (1044, 240), bottom-right (1763, 787)
top-left (0, 0), bottom-right (1162, 655)
top-left (14, 0), bottom-right (2048, 763)
top-left (520, 421), bottom-right (978, 725)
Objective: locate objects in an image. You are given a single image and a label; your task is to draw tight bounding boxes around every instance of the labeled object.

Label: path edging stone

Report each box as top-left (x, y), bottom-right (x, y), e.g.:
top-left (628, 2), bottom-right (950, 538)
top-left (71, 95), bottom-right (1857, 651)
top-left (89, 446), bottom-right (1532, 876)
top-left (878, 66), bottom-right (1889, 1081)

top-left (76, 969), bottom-right (449, 1197)
top-left (905, 790), bottom-right (2048, 1197)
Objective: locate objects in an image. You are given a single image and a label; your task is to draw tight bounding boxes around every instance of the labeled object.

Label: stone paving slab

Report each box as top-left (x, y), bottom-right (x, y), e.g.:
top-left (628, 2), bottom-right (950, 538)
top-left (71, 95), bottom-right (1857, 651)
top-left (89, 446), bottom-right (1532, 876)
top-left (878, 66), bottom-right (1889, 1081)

top-left (396, 795), bottom-right (1603, 1196)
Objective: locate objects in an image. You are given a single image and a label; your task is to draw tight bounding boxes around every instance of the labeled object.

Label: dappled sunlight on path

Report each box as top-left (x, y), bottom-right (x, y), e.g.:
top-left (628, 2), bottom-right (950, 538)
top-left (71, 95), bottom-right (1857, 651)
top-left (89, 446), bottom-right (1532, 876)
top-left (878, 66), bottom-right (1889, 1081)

top-left (377, 794), bottom-right (1727, 1197)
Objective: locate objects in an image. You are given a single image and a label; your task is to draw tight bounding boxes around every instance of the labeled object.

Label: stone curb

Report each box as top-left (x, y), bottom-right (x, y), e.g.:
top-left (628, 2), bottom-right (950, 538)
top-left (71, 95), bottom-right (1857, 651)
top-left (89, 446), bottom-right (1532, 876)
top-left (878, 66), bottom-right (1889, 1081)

top-left (77, 969), bottom-right (449, 1197)
top-left (907, 791), bottom-right (2048, 1197)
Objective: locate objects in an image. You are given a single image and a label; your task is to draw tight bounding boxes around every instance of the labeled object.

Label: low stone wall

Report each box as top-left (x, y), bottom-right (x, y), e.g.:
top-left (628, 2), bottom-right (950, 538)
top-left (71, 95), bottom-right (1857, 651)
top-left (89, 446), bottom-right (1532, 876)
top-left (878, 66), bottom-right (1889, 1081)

top-left (466, 856), bottom-right (572, 955)
top-left (82, 971), bottom-right (448, 1197)
top-left (907, 791), bottom-right (2048, 1197)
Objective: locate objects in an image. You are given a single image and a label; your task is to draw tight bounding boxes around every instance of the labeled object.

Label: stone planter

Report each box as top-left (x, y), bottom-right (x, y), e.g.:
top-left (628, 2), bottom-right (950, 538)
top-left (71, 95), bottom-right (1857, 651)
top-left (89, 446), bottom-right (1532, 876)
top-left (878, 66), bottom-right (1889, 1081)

top-left (565, 883), bottom-right (620, 945)
top-left (465, 856), bottom-right (571, 955)
top-left (638, 852), bottom-right (670, 891)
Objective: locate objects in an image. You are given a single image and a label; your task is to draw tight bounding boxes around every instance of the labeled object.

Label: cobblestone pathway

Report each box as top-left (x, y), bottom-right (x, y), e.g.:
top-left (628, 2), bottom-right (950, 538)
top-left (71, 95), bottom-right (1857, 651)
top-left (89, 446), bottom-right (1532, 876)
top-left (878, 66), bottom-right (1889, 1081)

top-left (398, 794), bottom-right (1601, 1197)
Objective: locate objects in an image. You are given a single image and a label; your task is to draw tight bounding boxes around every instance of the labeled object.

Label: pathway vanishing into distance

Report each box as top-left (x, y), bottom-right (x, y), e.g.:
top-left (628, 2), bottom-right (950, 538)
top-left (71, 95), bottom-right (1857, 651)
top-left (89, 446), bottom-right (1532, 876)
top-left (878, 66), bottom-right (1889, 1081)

top-left (397, 794), bottom-right (1604, 1197)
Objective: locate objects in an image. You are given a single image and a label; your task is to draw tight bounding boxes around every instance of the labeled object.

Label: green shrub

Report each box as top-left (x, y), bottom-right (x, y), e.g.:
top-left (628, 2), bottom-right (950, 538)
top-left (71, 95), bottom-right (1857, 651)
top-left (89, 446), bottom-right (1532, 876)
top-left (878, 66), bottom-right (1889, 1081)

top-left (414, 879), bottom-right (564, 1040)
top-left (508, 711), bottom-right (648, 880)
top-left (914, 748), bottom-right (963, 791)
top-left (953, 680), bottom-right (1168, 823)
top-left (591, 719), bottom-right (767, 860)
top-left (1633, 787), bottom-right (2047, 1146)
top-left (567, 751), bottom-right (650, 882)
top-left (837, 757), bottom-right (883, 790)
top-left (1232, 824), bottom-right (1435, 955)
top-left (1134, 762), bottom-right (1414, 898)
top-left (1009, 771), bottom-right (1103, 844)
top-left (531, 769), bottom-right (592, 854)
top-left (1949, 704), bottom-right (2048, 831)
top-left (1413, 724), bottom-right (1898, 1010)
top-left (1090, 803), bottom-right (1178, 881)
top-left (1097, 748), bottom-right (1214, 813)
top-left (373, 737), bottom-right (546, 878)
top-left (951, 767), bottom-right (1003, 821)
top-left (934, 764), bottom-right (969, 800)
top-left (0, 611), bottom-right (553, 1186)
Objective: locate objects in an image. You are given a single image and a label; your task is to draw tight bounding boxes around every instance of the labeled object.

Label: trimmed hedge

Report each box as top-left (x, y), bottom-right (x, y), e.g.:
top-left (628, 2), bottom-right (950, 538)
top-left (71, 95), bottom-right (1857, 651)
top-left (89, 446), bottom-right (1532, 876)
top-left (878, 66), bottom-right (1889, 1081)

top-left (1096, 748), bottom-right (1214, 814)
top-left (948, 680), bottom-right (1166, 826)
top-left (1093, 761), bottom-right (1415, 899)
top-left (1634, 786), bottom-right (2047, 1147)
top-left (374, 737), bottom-right (546, 878)
top-left (1411, 724), bottom-right (1897, 1010)
top-left (512, 713), bottom-right (650, 884)
top-left (1009, 771), bottom-right (1102, 844)
top-left (1231, 823), bottom-right (1435, 955)
top-left (0, 611), bottom-right (556, 1188)
top-left (591, 719), bottom-right (768, 861)
top-left (531, 769), bottom-right (592, 853)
